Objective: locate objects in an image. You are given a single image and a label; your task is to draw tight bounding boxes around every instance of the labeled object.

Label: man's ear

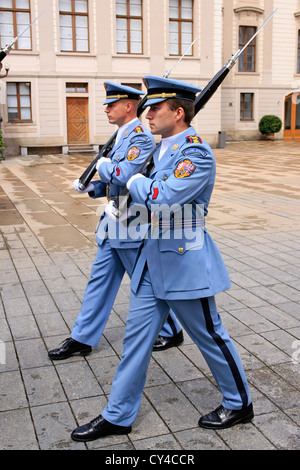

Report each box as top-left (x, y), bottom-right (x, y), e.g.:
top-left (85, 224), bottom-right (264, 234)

top-left (175, 107), bottom-right (185, 122)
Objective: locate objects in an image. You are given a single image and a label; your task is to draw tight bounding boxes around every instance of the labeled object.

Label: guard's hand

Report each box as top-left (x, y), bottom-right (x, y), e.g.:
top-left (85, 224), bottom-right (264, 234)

top-left (126, 173), bottom-right (145, 190)
top-left (72, 179), bottom-right (94, 193)
top-left (105, 200), bottom-right (131, 222)
top-left (96, 156), bottom-right (112, 172)
top-left (105, 200), bottom-right (119, 221)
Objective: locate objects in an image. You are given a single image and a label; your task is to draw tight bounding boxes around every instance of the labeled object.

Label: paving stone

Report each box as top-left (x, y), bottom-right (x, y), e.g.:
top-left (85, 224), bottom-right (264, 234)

top-left (55, 361), bottom-right (104, 400)
top-left (175, 427), bottom-right (229, 450)
top-left (22, 366), bottom-right (67, 406)
top-left (254, 410), bottom-right (300, 450)
top-left (0, 408), bottom-right (39, 450)
top-left (0, 370), bottom-right (28, 411)
top-left (31, 402), bottom-right (85, 450)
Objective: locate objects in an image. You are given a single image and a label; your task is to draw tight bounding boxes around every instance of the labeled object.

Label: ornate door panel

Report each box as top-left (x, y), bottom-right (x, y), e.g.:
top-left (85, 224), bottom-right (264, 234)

top-left (67, 97), bottom-right (89, 144)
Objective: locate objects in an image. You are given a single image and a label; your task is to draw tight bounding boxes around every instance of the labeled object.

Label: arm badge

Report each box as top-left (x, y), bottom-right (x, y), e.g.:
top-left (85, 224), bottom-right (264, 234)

top-left (127, 146), bottom-right (141, 161)
top-left (174, 159), bottom-right (196, 179)
top-left (134, 125), bottom-right (144, 133)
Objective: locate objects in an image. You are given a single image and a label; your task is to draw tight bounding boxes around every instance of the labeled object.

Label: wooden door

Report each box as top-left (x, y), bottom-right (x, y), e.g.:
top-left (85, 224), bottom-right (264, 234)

top-left (284, 93), bottom-right (300, 141)
top-left (67, 97), bottom-right (89, 144)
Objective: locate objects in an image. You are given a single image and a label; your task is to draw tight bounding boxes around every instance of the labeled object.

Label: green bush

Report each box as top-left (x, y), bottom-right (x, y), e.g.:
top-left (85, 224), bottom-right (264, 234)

top-left (0, 129), bottom-right (5, 159)
top-left (259, 115), bottom-right (282, 135)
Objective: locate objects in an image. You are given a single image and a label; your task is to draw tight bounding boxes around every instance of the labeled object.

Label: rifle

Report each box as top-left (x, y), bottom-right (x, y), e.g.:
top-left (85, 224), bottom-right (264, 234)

top-left (113, 8), bottom-right (277, 218)
top-left (77, 95), bottom-right (148, 190)
top-left (0, 4), bottom-right (50, 63)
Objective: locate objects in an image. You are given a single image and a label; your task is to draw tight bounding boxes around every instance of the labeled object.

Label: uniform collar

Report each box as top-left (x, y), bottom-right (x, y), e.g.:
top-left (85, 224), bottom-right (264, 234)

top-left (115, 117), bottom-right (140, 145)
top-left (151, 126), bottom-right (196, 174)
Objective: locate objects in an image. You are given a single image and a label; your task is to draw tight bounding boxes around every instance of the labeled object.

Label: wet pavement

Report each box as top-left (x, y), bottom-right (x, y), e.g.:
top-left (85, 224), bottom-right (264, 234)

top-left (0, 141), bottom-right (299, 451)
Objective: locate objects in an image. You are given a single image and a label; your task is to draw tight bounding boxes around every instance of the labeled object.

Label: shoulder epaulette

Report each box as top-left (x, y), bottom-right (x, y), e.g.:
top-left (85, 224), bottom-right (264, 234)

top-left (186, 135), bottom-right (203, 144)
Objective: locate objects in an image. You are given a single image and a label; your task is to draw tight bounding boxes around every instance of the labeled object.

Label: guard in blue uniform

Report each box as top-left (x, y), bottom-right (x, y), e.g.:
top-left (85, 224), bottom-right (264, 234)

top-left (71, 77), bottom-right (253, 443)
top-left (48, 82), bottom-right (183, 361)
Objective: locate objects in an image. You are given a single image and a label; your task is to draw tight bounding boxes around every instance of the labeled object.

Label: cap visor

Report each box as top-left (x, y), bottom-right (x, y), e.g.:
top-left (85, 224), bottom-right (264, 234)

top-left (104, 97), bottom-right (119, 105)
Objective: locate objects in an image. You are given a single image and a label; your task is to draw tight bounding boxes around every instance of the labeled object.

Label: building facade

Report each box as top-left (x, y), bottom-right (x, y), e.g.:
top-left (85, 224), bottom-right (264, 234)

top-left (0, 0), bottom-right (299, 156)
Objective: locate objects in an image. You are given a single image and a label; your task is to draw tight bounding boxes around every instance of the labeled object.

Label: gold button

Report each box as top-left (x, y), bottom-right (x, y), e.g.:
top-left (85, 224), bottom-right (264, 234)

top-left (163, 176), bottom-right (167, 181)
top-left (178, 247), bottom-right (184, 253)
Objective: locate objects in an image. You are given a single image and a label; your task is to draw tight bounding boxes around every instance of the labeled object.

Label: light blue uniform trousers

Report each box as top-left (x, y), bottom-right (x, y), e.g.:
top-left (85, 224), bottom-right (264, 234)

top-left (71, 239), bottom-right (181, 347)
top-left (102, 267), bottom-right (251, 426)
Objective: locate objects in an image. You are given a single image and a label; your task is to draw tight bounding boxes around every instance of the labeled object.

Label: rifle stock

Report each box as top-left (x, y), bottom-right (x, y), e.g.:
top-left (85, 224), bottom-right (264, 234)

top-left (78, 95), bottom-right (148, 190)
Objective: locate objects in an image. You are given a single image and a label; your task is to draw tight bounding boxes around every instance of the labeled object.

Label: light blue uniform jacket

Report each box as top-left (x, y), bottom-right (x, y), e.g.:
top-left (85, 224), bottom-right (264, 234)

top-left (92, 119), bottom-right (156, 250)
top-left (129, 126), bottom-right (231, 300)
top-left (71, 119), bottom-right (182, 345)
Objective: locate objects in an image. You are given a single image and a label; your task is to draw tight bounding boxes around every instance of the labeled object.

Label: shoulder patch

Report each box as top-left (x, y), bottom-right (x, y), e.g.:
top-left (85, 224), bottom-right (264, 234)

top-left (182, 147), bottom-right (207, 158)
top-left (174, 160), bottom-right (196, 179)
top-left (130, 134), bottom-right (148, 144)
top-left (186, 135), bottom-right (203, 144)
top-left (127, 146), bottom-right (141, 161)
top-left (134, 125), bottom-right (144, 134)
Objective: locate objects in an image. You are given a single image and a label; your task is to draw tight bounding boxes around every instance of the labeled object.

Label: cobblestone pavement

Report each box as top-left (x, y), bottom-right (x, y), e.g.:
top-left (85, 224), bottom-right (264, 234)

top-left (0, 141), bottom-right (299, 451)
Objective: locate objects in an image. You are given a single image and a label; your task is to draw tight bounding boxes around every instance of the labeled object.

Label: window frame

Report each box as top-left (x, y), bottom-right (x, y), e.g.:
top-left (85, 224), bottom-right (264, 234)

top-left (0, 0), bottom-right (32, 51)
top-left (169, 0), bottom-right (194, 56)
top-left (238, 25), bottom-right (257, 72)
top-left (116, 0), bottom-right (143, 55)
top-left (240, 92), bottom-right (254, 121)
top-left (297, 29), bottom-right (300, 74)
top-left (7, 82), bottom-right (32, 123)
top-left (59, 0), bottom-right (90, 53)
top-left (66, 82), bottom-right (89, 93)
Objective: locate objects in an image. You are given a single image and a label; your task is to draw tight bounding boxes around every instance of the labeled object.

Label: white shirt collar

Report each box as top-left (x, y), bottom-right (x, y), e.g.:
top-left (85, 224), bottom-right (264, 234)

top-left (158, 129), bottom-right (187, 160)
top-left (115, 117), bottom-right (139, 144)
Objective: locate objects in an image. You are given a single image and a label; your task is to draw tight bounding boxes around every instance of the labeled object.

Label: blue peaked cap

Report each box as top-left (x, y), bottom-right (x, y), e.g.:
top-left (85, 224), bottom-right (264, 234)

top-left (143, 75), bottom-right (202, 106)
top-left (104, 81), bottom-right (144, 105)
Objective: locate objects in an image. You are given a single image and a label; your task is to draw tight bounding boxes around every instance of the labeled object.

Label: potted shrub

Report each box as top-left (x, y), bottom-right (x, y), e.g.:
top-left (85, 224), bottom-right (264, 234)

top-left (0, 129), bottom-right (5, 160)
top-left (259, 115), bottom-right (282, 140)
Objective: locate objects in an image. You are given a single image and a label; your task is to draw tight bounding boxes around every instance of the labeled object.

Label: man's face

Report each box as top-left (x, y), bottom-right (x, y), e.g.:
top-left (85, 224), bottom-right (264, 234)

top-left (145, 101), bottom-right (178, 138)
top-left (104, 100), bottom-right (129, 127)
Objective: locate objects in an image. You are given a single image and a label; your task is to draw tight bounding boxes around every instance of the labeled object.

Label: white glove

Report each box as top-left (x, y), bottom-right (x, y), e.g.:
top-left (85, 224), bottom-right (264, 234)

top-left (104, 200), bottom-right (131, 222)
top-left (72, 179), bottom-right (94, 193)
top-left (96, 156), bottom-right (111, 171)
top-left (105, 200), bottom-right (119, 221)
top-left (126, 173), bottom-right (145, 190)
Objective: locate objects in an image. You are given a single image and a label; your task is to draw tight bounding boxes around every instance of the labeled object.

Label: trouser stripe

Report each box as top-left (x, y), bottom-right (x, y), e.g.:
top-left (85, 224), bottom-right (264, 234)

top-left (166, 313), bottom-right (177, 336)
top-left (201, 298), bottom-right (248, 408)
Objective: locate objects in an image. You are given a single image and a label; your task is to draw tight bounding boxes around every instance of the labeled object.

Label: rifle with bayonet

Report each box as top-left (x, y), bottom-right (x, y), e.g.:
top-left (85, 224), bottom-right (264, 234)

top-left (113, 9), bottom-right (277, 218)
top-left (77, 37), bottom-right (198, 190)
top-left (77, 95), bottom-right (148, 190)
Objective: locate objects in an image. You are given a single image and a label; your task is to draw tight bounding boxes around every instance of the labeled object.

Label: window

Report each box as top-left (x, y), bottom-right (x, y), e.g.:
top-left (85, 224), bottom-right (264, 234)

top-left (7, 82), bottom-right (32, 121)
top-left (59, 0), bottom-right (89, 52)
top-left (297, 30), bottom-right (300, 74)
top-left (296, 96), bottom-right (300, 130)
top-left (121, 82), bottom-right (141, 91)
top-left (169, 0), bottom-right (193, 56)
top-left (116, 0), bottom-right (143, 54)
top-left (238, 26), bottom-right (256, 72)
top-left (240, 93), bottom-right (254, 120)
top-left (0, 0), bottom-right (31, 51)
top-left (66, 82), bottom-right (88, 92)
